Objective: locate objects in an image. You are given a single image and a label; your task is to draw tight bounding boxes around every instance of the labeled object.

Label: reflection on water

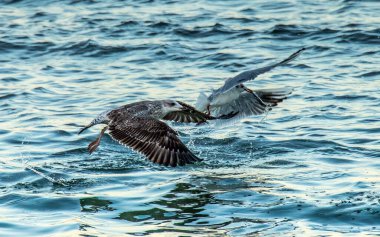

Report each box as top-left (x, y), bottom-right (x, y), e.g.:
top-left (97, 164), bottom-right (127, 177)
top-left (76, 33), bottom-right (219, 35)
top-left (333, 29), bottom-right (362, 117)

top-left (77, 172), bottom-right (284, 236)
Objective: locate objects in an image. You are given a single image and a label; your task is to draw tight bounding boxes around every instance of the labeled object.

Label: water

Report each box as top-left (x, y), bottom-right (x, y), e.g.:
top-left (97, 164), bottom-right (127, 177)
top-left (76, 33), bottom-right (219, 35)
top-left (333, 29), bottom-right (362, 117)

top-left (1, 0), bottom-right (380, 236)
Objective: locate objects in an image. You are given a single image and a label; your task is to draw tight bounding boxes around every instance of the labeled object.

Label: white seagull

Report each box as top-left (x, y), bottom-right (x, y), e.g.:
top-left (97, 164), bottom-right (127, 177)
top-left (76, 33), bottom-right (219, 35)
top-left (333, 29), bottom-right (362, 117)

top-left (195, 48), bottom-right (306, 120)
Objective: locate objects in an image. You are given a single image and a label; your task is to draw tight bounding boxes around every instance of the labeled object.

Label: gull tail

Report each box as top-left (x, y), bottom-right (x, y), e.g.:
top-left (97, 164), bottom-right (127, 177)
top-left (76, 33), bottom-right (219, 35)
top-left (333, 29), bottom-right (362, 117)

top-left (195, 92), bottom-right (210, 112)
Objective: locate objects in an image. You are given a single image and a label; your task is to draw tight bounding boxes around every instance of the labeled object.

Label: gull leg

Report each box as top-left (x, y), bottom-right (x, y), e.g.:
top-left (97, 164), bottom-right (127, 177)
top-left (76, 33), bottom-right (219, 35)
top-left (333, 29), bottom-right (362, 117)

top-left (88, 126), bottom-right (108, 154)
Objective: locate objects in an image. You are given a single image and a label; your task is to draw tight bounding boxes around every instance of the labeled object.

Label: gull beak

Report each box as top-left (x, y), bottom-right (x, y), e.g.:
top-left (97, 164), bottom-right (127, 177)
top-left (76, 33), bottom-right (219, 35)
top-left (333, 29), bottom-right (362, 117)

top-left (176, 101), bottom-right (192, 112)
top-left (180, 105), bottom-right (189, 112)
top-left (244, 87), bottom-right (253, 93)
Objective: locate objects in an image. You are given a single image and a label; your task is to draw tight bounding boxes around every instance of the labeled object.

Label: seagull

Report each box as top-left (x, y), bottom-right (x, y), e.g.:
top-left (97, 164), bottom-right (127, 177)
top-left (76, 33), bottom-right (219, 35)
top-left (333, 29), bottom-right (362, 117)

top-left (195, 48), bottom-right (306, 120)
top-left (78, 100), bottom-right (236, 167)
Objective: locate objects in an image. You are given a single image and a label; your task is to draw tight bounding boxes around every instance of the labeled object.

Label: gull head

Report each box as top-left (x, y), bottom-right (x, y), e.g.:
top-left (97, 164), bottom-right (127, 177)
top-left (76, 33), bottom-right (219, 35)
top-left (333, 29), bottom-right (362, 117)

top-left (161, 100), bottom-right (184, 113)
top-left (236, 84), bottom-right (253, 93)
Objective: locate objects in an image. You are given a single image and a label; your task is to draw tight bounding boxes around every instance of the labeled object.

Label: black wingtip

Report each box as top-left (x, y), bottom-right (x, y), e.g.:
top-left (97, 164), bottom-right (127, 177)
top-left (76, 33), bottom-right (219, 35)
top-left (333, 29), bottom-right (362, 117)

top-left (291, 47), bottom-right (307, 57)
top-left (296, 47), bottom-right (308, 55)
top-left (278, 47), bottom-right (307, 65)
top-left (195, 156), bottom-right (203, 162)
top-left (299, 47), bottom-right (307, 54)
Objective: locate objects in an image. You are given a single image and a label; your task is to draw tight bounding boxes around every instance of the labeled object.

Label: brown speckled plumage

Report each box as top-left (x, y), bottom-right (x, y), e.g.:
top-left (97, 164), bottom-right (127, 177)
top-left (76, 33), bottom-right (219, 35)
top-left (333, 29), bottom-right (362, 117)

top-left (78, 100), bottom-right (236, 167)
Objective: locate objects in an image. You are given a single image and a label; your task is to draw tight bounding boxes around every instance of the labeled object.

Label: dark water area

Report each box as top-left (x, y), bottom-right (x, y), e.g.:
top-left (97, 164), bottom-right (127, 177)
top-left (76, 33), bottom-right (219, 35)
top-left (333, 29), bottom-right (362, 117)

top-left (1, 0), bottom-right (380, 236)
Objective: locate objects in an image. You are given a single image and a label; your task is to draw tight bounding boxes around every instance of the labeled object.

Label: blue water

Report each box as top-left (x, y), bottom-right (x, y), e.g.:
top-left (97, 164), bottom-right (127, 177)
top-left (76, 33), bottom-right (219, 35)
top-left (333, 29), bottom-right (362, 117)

top-left (1, 0), bottom-right (380, 236)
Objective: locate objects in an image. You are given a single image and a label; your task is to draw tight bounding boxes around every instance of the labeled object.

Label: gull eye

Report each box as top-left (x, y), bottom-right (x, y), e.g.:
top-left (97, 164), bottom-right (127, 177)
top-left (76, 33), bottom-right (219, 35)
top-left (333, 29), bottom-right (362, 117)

top-left (166, 101), bottom-right (176, 107)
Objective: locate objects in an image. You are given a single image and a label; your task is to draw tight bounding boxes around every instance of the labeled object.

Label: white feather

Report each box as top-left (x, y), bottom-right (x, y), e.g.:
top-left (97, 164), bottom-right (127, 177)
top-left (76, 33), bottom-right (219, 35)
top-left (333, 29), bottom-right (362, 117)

top-left (195, 92), bottom-right (210, 112)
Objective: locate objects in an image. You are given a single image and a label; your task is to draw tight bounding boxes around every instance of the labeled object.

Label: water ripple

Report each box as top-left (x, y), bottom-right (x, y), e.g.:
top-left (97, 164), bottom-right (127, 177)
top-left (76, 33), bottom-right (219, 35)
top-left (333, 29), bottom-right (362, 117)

top-left (1, 0), bottom-right (380, 236)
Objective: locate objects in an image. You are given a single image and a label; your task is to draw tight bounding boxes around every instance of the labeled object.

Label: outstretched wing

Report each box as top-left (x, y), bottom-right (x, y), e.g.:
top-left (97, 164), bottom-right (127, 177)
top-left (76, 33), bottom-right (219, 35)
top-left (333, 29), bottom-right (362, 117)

top-left (163, 101), bottom-right (214, 123)
top-left (219, 48), bottom-right (306, 93)
top-left (212, 92), bottom-right (269, 119)
top-left (212, 87), bottom-right (293, 119)
top-left (108, 114), bottom-right (201, 167)
top-left (163, 100), bottom-right (237, 123)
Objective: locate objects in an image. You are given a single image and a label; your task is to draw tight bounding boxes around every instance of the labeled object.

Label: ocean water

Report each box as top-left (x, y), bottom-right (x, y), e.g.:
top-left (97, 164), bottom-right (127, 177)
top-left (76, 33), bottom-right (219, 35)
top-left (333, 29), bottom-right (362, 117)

top-left (1, 0), bottom-right (380, 236)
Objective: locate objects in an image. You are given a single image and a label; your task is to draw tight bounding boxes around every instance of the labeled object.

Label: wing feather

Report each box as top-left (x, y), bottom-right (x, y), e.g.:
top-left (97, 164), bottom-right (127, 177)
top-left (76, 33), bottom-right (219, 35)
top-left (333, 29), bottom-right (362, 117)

top-left (211, 87), bottom-right (293, 123)
top-left (108, 114), bottom-right (201, 167)
top-left (211, 92), bottom-right (269, 119)
top-left (163, 101), bottom-right (215, 123)
top-left (220, 48), bottom-right (305, 92)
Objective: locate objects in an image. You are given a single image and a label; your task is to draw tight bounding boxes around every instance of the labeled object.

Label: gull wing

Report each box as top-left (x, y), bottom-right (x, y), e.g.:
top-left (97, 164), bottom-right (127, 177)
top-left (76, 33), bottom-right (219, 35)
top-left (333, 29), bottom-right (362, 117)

top-left (108, 114), bottom-right (201, 167)
top-left (195, 92), bottom-right (210, 112)
top-left (212, 92), bottom-right (269, 118)
top-left (211, 87), bottom-right (293, 118)
top-left (219, 48), bottom-right (306, 93)
top-left (254, 87), bottom-right (293, 106)
top-left (163, 100), bottom-right (237, 123)
top-left (163, 101), bottom-right (214, 123)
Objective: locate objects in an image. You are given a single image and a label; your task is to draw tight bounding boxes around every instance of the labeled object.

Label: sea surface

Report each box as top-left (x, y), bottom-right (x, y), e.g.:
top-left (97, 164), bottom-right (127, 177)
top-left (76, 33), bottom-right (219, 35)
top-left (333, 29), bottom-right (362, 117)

top-left (1, 0), bottom-right (380, 236)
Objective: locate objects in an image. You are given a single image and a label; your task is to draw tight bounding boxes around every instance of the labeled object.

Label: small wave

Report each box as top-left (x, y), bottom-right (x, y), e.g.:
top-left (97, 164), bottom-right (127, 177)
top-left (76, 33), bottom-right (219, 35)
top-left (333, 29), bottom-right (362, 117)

top-left (358, 71), bottom-right (380, 78)
top-left (47, 39), bottom-right (149, 57)
top-left (0, 40), bottom-right (54, 53)
top-left (317, 157), bottom-right (356, 164)
top-left (52, 147), bottom-right (88, 157)
top-left (205, 52), bottom-right (242, 61)
top-left (223, 15), bottom-right (263, 24)
top-left (174, 28), bottom-right (205, 37)
top-left (360, 50), bottom-right (378, 56)
top-left (1, 77), bottom-right (20, 82)
top-left (262, 159), bottom-right (298, 167)
top-left (69, 0), bottom-right (98, 5)
top-left (2, 0), bottom-right (24, 5)
top-left (32, 86), bottom-right (54, 94)
top-left (333, 5), bottom-right (355, 14)
top-left (337, 31), bottom-right (380, 44)
top-left (240, 8), bottom-right (257, 14)
top-left (0, 40), bottom-right (24, 50)
top-left (173, 23), bottom-right (245, 38)
top-left (310, 93), bottom-right (379, 102)
top-left (268, 25), bottom-right (341, 41)
top-left (268, 24), bottom-right (312, 37)
top-left (148, 21), bottom-right (172, 28)
top-left (0, 93), bottom-right (17, 100)
top-left (117, 20), bottom-right (139, 27)
top-left (31, 12), bottom-right (48, 18)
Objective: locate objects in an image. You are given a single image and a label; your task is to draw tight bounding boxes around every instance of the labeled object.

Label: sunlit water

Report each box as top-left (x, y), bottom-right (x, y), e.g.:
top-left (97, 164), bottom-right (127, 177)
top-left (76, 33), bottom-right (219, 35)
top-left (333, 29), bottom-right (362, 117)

top-left (1, 0), bottom-right (380, 236)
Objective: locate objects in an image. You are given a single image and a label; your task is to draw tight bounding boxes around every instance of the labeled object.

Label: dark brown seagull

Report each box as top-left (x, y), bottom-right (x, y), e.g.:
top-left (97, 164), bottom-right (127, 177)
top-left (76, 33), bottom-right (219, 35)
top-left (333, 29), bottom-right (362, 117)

top-left (78, 100), bottom-right (236, 167)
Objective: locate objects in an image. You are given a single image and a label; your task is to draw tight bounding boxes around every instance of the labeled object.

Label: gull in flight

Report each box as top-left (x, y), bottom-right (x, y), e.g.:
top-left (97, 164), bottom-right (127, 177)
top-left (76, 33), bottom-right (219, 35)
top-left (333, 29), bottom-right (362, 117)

top-left (78, 100), bottom-right (236, 167)
top-left (195, 48), bottom-right (306, 120)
